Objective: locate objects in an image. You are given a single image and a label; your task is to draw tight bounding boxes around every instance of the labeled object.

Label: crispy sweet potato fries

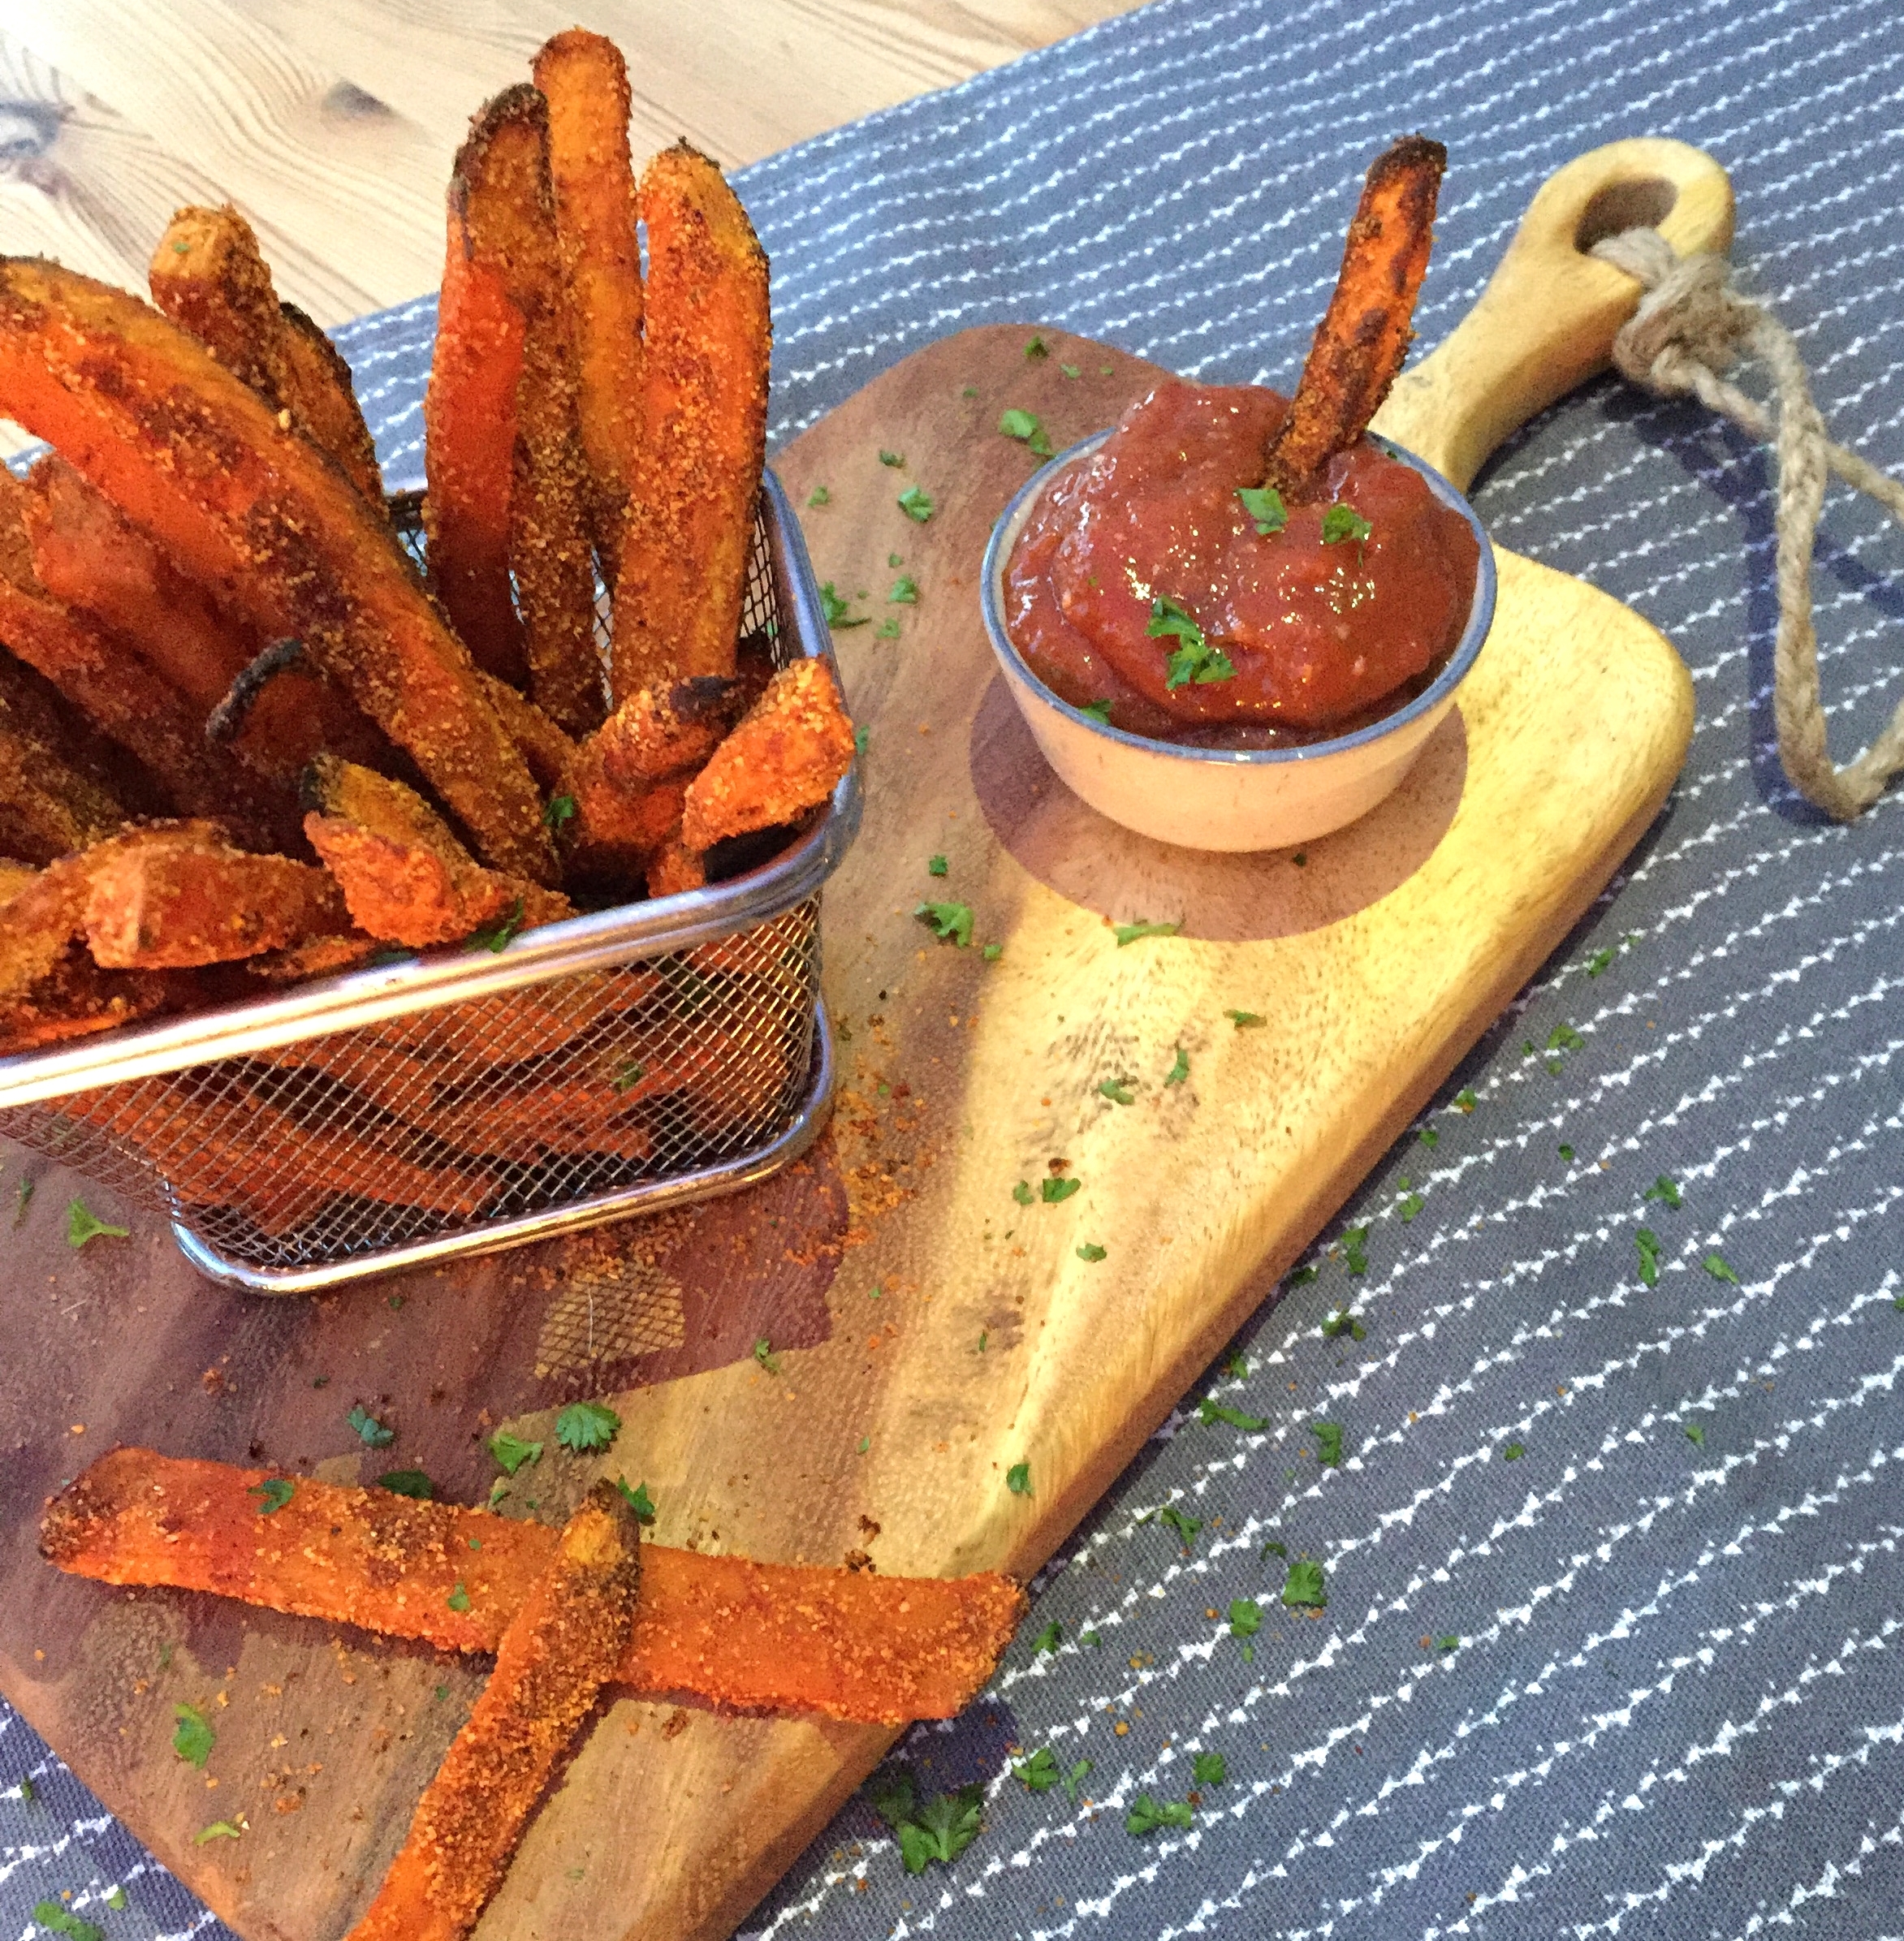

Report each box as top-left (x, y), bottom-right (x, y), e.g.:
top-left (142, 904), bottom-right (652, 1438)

top-left (0, 26), bottom-right (854, 1066)
top-left (1263, 134), bottom-right (1447, 503)
top-left (42, 1448), bottom-right (1028, 1725)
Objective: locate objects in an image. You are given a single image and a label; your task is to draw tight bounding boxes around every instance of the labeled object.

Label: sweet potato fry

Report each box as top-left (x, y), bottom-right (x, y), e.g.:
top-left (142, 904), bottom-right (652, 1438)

top-left (680, 658), bottom-right (855, 851)
top-left (564, 677), bottom-right (732, 881)
top-left (611, 143), bottom-right (770, 697)
top-left (149, 206), bottom-right (385, 507)
top-left (42, 1449), bottom-right (1028, 1723)
top-left (0, 258), bottom-right (555, 884)
top-left (1262, 135), bottom-right (1446, 503)
top-left (304, 754), bottom-right (571, 947)
top-left (347, 1481), bottom-right (641, 1941)
top-left (82, 821), bottom-right (348, 968)
top-left (533, 29), bottom-right (645, 576)
top-left (0, 858), bottom-right (36, 905)
top-left (357, 963), bottom-right (662, 1064)
top-left (645, 839), bottom-right (706, 898)
top-left (239, 932), bottom-right (381, 985)
top-left (477, 670), bottom-right (575, 792)
top-left (0, 659), bottom-right (126, 864)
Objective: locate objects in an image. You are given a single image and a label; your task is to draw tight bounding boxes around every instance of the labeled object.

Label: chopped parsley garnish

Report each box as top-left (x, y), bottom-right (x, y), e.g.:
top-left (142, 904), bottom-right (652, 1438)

top-left (1012, 1180), bottom-right (1034, 1206)
top-left (542, 793), bottom-right (576, 830)
top-left (1146, 593), bottom-right (1235, 688)
top-left (1012, 1747), bottom-right (1061, 1792)
top-left (1320, 1305), bottom-right (1363, 1339)
top-left (1546, 1022), bottom-right (1585, 1052)
top-left (611, 1059), bottom-right (648, 1094)
top-left (1559, 1144), bottom-right (1575, 1161)
top-left (1077, 1242), bottom-right (1107, 1262)
top-left (347, 1404), bottom-right (395, 1449)
top-left (1225, 1351), bottom-right (1249, 1378)
top-left (1080, 1627), bottom-right (1101, 1647)
top-left (1192, 1750), bottom-right (1228, 1787)
top-left (1081, 699), bottom-right (1115, 725)
top-left (897, 485), bottom-right (935, 522)
top-left (982, 941), bottom-right (1003, 960)
top-left (1586, 946), bottom-right (1616, 977)
top-left (1025, 335), bottom-right (1050, 360)
top-left (66, 1198), bottom-right (127, 1248)
top-left (32, 1907), bottom-right (102, 1941)
top-left (1041, 1175), bottom-right (1081, 1203)
top-left (447, 1582), bottom-right (471, 1612)
top-left (1703, 1252), bottom-right (1741, 1284)
top-left (615, 1477), bottom-right (656, 1520)
top-left (1126, 1792), bottom-right (1194, 1835)
top-left (488, 1430), bottom-right (542, 1474)
top-left (1236, 484), bottom-right (1287, 535)
top-left (555, 1400), bottom-right (621, 1452)
top-left (1280, 1558), bottom-right (1328, 1608)
top-left (1164, 1046), bottom-right (1189, 1086)
top-left (879, 449), bottom-right (905, 468)
top-left (1682, 1421), bottom-right (1707, 1447)
top-left (753, 1336), bottom-right (781, 1374)
top-left (377, 1469), bottom-right (434, 1499)
top-left (14, 1177), bottom-right (32, 1226)
top-left (1031, 1619), bottom-right (1061, 1654)
top-left (1007, 1462), bottom-right (1032, 1495)
top-left (1320, 503), bottom-right (1371, 549)
top-left (1225, 1008), bottom-right (1266, 1028)
top-left (888, 1775), bottom-right (985, 1875)
top-left (806, 485), bottom-right (831, 507)
top-left (1152, 1504), bottom-right (1202, 1547)
top-left (1288, 1263), bottom-right (1319, 1288)
top-left (875, 616), bottom-right (901, 639)
top-left (1341, 1224), bottom-right (1370, 1275)
top-left (1228, 1598), bottom-right (1263, 1663)
top-left (1643, 1175), bottom-right (1682, 1207)
top-left (1262, 1538), bottom-right (1288, 1559)
top-left (1097, 1076), bottom-right (1135, 1105)
top-left (1398, 1191), bottom-right (1425, 1223)
top-left (248, 1477), bottom-right (295, 1516)
top-left (1418, 1127), bottom-right (1440, 1148)
top-left (914, 899), bottom-right (974, 946)
top-left (819, 581), bottom-right (869, 628)
top-left (103, 1889), bottom-right (127, 1913)
top-left (1114, 918), bottom-right (1180, 945)
top-left (853, 725), bottom-right (870, 754)
top-left (172, 1702), bottom-right (214, 1768)
top-left (193, 1820), bottom-right (242, 1845)
top-left (888, 576), bottom-right (919, 603)
top-left (1635, 1226), bottom-right (1663, 1288)
top-left (1198, 1399), bottom-right (1268, 1431)
top-left (1061, 362), bottom-right (1081, 379)
top-left (1502, 1441), bottom-right (1526, 1460)
top-left (1436, 1633), bottom-right (1461, 1652)
top-left (1311, 1421), bottom-right (1345, 1467)
top-left (927, 853), bottom-right (948, 877)
top-left (1455, 1088), bottom-right (1479, 1112)
top-left (998, 408), bottom-right (1055, 458)
top-left (467, 898), bottom-right (525, 952)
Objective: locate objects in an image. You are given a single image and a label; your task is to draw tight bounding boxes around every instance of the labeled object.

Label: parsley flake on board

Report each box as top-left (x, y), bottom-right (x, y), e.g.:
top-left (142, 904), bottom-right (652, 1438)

top-left (15, 1177), bottom-right (32, 1226)
top-left (34, 1905), bottom-right (103, 1941)
top-left (1288, 1264), bottom-right (1319, 1288)
top-left (1007, 1461), bottom-right (1033, 1495)
top-left (1559, 1144), bottom-right (1575, 1161)
top-left (347, 1404), bottom-right (395, 1449)
top-left (1012, 1180), bottom-right (1034, 1206)
top-left (875, 617), bottom-right (901, 639)
top-left (1126, 1793), bottom-right (1194, 1835)
top-left (819, 581), bottom-right (869, 628)
top-left (1012, 1747), bottom-right (1060, 1792)
top-left (1635, 1227), bottom-right (1664, 1288)
top-left (488, 1430), bottom-right (542, 1474)
top-left (1193, 1750), bottom-right (1228, 1788)
top-left (1228, 1598), bottom-right (1263, 1662)
top-left (1398, 1191), bottom-right (1425, 1223)
top-left (555, 1400), bottom-right (621, 1453)
top-left (1281, 1559), bottom-right (1328, 1608)
top-left (172, 1702), bottom-right (214, 1768)
top-left (926, 853), bottom-right (948, 877)
top-left (1113, 918), bottom-right (1181, 945)
top-left (1682, 1421), bottom-right (1707, 1447)
top-left (753, 1337), bottom-right (782, 1374)
top-left (1198, 1400), bottom-right (1269, 1432)
top-left (914, 899), bottom-right (974, 947)
top-left (447, 1582), bottom-right (471, 1612)
top-left (1261, 1540), bottom-right (1287, 1559)
top-left (1098, 1076), bottom-right (1136, 1105)
top-left (1436, 1633), bottom-right (1461, 1652)
top-left (998, 408), bottom-right (1055, 458)
top-left (1061, 361), bottom-right (1082, 379)
top-left (1164, 1046), bottom-right (1190, 1086)
top-left (1547, 1022), bottom-right (1586, 1052)
top-left (1703, 1253), bottom-right (1742, 1284)
top-left (1225, 1008), bottom-right (1267, 1028)
top-left (1586, 946), bottom-right (1616, 976)
top-left (1025, 335), bottom-right (1051, 360)
top-left (194, 1820), bottom-right (243, 1845)
top-left (1418, 1126), bottom-right (1440, 1148)
top-left (897, 485), bottom-right (935, 523)
top-left (1153, 1504), bottom-right (1202, 1547)
top-left (982, 941), bottom-right (1003, 960)
top-left (1454, 1088), bottom-right (1478, 1112)
top-left (542, 792), bottom-right (576, 830)
top-left (1225, 1350), bottom-right (1249, 1378)
top-left (1236, 484), bottom-right (1287, 535)
top-left (248, 1477), bottom-right (294, 1516)
top-left (806, 485), bottom-right (831, 507)
top-left (467, 897), bottom-right (525, 952)
top-left (615, 1477), bottom-right (657, 1520)
top-left (66, 1198), bottom-right (127, 1248)
top-left (879, 449), bottom-right (905, 468)
top-left (1041, 1175), bottom-right (1081, 1203)
top-left (888, 576), bottom-right (920, 603)
top-left (1643, 1174), bottom-right (1683, 1207)
top-left (1146, 593), bottom-right (1236, 688)
top-left (1312, 1421), bottom-right (1345, 1468)
top-left (1081, 698), bottom-right (1115, 724)
top-left (1320, 1305), bottom-right (1364, 1339)
top-left (1320, 503), bottom-right (1371, 549)
top-left (1031, 1619), bottom-right (1062, 1654)
top-left (1077, 1242), bottom-right (1107, 1262)
top-left (378, 1469), bottom-right (434, 1499)
top-left (1341, 1224), bottom-right (1370, 1275)
top-left (1502, 1441), bottom-right (1526, 1460)
top-left (853, 725), bottom-right (870, 754)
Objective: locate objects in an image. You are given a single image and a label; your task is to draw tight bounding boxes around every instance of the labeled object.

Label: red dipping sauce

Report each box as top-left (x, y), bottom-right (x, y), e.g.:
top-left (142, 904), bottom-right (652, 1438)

top-left (1003, 382), bottom-right (1481, 747)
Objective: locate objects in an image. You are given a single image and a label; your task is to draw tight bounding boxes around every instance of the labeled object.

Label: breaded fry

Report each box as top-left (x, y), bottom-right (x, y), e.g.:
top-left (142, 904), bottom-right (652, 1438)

top-left (0, 858), bottom-right (36, 905)
top-left (149, 206), bottom-right (386, 506)
top-left (304, 754), bottom-right (572, 947)
top-left (533, 29), bottom-right (645, 576)
top-left (1262, 135), bottom-right (1447, 503)
top-left (0, 657), bottom-right (125, 864)
top-left (477, 670), bottom-right (575, 791)
top-left (680, 657), bottom-right (855, 851)
top-left (357, 964), bottom-right (661, 1064)
top-left (42, 1450), bottom-right (1029, 1723)
top-left (0, 258), bottom-right (556, 883)
top-left (82, 821), bottom-right (349, 968)
top-left (645, 839), bottom-right (706, 898)
top-left (346, 1481), bottom-right (641, 1941)
top-left (564, 676), bottom-right (732, 881)
top-left (611, 143), bottom-right (770, 697)
top-left (240, 932), bottom-right (381, 985)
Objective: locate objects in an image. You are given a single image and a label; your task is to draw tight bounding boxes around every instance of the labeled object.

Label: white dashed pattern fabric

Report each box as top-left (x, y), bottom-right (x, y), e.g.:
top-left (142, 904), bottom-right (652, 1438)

top-left (7, 1), bottom-right (1904, 1935)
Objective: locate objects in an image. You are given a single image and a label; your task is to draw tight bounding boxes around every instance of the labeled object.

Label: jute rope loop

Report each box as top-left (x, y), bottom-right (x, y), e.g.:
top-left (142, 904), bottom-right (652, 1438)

top-left (1591, 226), bottom-right (1904, 822)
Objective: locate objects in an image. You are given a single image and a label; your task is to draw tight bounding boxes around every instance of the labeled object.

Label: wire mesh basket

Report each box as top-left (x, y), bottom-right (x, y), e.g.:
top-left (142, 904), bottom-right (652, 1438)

top-left (0, 468), bottom-right (860, 1292)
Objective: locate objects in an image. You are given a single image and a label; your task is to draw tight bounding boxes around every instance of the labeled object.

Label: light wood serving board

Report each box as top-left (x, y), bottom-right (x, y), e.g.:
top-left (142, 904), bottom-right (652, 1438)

top-left (0, 140), bottom-right (1731, 1941)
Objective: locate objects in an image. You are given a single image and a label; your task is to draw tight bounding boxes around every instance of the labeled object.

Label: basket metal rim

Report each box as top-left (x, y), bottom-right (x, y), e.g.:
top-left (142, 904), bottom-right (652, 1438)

top-left (167, 1000), bottom-right (837, 1293)
top-left (0, 465), bottom-right (861, 1111)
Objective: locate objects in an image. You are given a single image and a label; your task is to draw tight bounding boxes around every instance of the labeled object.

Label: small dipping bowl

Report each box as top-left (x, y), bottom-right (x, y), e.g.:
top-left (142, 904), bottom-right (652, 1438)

top-left (979, 429), bottom-right (1496, 852)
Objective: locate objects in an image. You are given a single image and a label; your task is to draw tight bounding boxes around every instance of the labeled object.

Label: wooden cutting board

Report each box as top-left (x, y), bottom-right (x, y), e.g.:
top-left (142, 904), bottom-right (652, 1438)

top-left (0, 138), bottom-right (1731, 1941)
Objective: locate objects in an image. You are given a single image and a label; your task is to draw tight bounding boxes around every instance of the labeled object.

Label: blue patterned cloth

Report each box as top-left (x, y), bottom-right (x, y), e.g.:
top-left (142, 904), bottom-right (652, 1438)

top-left (9, 0), bottom-right (1904, 1934)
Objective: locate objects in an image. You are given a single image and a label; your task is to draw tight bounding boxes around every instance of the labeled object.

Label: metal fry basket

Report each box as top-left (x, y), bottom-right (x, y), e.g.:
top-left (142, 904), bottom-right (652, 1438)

top-left (0, 469), bottom-right (861, 1292)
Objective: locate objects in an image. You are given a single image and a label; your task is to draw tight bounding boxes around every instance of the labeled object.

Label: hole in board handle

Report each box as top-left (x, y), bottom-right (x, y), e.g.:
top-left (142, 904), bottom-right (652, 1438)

top-left (1573, 177), bottom-right (1678, 252)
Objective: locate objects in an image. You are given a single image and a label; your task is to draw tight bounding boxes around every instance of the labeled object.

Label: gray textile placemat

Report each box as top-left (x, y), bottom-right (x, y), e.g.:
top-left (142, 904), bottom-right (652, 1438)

top-left (8, 0), bottom-right (1904, 1934)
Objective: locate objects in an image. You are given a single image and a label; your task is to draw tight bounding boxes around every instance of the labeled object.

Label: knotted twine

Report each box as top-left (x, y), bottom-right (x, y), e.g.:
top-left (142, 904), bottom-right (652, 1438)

top-left (1591, 226), bottom-right (1904, 822)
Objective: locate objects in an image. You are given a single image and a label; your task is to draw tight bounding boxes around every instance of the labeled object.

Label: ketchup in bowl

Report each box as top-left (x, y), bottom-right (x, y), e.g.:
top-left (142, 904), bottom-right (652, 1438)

top-left (1003, 381), bottom-right (1481, 749)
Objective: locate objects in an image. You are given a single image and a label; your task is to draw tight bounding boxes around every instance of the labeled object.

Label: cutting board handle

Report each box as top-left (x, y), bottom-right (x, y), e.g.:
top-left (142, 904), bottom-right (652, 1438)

top-left (1371, 138), bottom-right (1735, 494)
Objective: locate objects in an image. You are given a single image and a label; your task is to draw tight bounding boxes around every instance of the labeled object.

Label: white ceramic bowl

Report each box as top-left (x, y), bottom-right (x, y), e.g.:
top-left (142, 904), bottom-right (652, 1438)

top-left (979, 430), bottom-right (1496, 852)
